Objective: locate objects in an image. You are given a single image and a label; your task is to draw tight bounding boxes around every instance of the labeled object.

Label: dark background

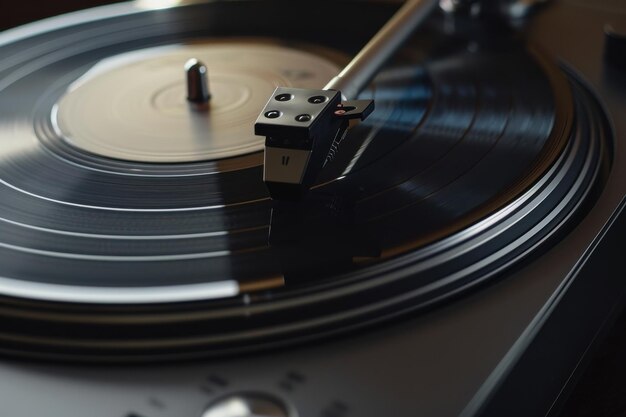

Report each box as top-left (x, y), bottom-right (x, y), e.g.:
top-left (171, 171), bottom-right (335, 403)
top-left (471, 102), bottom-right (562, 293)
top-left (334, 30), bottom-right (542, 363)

top-left (1, 1), bottom-right (625, 416)
top-left (0, 1), bottom-right (114, 30)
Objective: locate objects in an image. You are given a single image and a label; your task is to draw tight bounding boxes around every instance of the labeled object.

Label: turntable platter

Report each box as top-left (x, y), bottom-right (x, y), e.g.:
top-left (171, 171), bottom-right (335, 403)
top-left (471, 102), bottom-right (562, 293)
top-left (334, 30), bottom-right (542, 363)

top-left (0, 0), bottom-right (610, 360)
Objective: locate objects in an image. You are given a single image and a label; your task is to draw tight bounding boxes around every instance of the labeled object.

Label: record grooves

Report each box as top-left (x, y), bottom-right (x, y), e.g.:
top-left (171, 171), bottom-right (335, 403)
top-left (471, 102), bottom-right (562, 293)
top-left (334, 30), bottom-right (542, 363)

top-left (0, 1), bottom-right (612, 361)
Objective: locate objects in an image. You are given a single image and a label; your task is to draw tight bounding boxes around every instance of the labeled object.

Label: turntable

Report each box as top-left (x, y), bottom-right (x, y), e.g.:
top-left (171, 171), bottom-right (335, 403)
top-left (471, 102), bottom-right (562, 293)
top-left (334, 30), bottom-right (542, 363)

top-left (0, 0), bottom-right (624, 416)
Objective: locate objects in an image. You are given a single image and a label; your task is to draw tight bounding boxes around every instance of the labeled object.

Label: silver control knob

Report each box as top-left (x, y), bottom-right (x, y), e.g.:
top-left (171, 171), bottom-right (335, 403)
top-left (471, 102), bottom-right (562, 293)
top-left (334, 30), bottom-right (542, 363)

top-left (201, 392), bottom-right (291, 417)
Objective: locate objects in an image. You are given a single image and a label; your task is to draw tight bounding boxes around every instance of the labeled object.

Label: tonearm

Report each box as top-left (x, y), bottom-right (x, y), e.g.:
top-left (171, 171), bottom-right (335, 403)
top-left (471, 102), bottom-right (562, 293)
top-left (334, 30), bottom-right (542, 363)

top-left (255, 0), bottom-right (439, 201)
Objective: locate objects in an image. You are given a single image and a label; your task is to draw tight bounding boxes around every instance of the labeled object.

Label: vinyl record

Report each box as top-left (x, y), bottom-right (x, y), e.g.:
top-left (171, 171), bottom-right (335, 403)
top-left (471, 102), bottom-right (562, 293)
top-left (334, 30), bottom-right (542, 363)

top-left (0, 0), bottom-right (610, 360)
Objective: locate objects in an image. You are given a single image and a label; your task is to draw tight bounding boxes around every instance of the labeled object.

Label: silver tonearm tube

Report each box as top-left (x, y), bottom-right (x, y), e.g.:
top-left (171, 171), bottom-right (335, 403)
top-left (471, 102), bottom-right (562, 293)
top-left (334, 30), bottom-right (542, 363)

top-left (325, 0), bottom-right (439, 100)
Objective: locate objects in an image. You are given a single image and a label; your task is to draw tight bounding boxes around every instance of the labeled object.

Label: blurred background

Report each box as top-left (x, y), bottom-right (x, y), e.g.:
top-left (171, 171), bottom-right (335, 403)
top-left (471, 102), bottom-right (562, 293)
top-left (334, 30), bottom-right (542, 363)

top-left (0, 1), bottom-right (115, 31)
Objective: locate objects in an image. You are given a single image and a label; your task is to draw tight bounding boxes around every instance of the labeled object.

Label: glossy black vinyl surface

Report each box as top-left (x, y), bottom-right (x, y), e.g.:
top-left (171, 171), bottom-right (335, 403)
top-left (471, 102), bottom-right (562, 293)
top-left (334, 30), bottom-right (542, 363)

top-left (0, 1), bottom-right (610, 360)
